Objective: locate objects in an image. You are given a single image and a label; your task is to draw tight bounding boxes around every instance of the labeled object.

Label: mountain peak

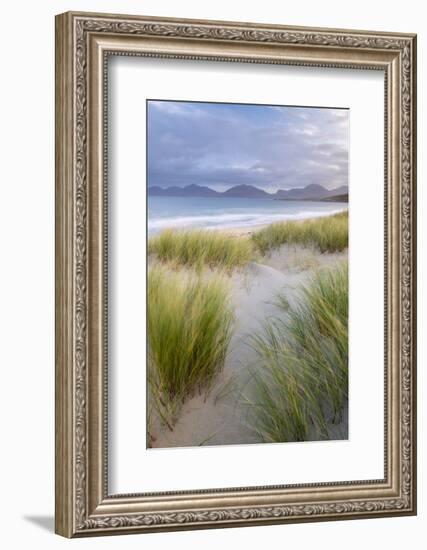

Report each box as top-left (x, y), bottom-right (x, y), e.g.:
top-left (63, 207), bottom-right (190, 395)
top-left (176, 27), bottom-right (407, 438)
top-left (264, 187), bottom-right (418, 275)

top-left (305, 184), bottom-right (325, 190)
top-left (223, 185), bottom-right (270, 197)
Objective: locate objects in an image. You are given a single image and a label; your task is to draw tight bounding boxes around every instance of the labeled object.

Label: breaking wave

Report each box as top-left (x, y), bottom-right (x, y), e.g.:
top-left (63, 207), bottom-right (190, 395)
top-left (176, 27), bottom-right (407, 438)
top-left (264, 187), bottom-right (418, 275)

top-left (148, 208), bottom-right (347, 234)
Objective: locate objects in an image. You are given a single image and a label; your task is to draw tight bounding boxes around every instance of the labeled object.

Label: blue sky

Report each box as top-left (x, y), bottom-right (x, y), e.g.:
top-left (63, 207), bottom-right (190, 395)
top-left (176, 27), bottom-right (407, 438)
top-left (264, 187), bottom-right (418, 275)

top-left (147, 100), bottom-right (349, 192)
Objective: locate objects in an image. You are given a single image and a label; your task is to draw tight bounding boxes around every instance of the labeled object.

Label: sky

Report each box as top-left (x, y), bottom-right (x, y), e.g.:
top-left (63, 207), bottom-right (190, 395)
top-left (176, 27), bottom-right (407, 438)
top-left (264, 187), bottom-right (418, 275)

top-left (147, 100), bottom-right (349, 192)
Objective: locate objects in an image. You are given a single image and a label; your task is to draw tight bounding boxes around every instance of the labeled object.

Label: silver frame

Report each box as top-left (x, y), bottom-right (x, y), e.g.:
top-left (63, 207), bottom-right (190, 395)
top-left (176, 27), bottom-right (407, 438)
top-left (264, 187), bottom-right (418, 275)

top-left (55, 11), bottom-right (417, 537)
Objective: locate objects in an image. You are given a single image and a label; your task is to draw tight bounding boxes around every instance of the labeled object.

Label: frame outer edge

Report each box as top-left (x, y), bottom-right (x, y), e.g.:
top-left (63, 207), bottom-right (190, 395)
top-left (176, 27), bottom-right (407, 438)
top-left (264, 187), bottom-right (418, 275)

top-left (410, 34), bottom-right (417, 514)
top-left (62, 10), bottom-right (417, 40)
top-left (54, 10), bottom-right (417, 537)
top-left (55, 12), bottom-right (75, 538)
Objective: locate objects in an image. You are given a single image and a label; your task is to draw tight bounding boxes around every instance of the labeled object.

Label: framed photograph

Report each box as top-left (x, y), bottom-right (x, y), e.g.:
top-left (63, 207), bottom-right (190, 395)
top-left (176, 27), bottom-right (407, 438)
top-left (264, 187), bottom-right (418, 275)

top-left (55, 11), bottom-right (417, 537)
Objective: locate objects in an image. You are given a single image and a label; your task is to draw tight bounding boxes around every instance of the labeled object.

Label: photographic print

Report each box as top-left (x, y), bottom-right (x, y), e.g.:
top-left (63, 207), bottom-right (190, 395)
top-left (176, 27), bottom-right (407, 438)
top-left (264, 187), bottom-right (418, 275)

top-left (147, 100), bottom-right (349, 449)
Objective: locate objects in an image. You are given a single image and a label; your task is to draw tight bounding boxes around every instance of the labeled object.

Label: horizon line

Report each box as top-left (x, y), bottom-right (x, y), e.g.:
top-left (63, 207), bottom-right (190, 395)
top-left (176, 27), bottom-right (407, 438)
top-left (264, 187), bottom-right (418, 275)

top-left (148, 183), bottom-right (348, 193)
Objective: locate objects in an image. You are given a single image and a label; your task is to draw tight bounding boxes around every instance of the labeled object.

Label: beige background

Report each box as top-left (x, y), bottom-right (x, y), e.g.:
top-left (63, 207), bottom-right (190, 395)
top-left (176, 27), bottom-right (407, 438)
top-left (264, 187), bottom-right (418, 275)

top-left (0, 0), bottom-right (424, 548)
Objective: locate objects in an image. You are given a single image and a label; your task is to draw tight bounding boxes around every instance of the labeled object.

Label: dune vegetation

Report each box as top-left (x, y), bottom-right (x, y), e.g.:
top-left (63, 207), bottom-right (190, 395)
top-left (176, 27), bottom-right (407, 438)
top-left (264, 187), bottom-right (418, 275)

top-left (247, 261), bottom-right (348, 443)
top-left (147, 211), bottom-right (349, 445)
top-left (147, 264), bottom-right (234, 430)
top-left (148, 211), bottom-right (348, 273)
top-left (148, 228), bottom-right (254, 271)
top-left (251, 211), bottom-right (348, 254)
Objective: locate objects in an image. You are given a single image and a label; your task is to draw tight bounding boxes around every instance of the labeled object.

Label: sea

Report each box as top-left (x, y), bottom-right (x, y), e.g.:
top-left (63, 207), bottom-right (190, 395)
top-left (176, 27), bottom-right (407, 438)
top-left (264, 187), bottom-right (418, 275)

top-left (148, 196), bottom-right (348, 235)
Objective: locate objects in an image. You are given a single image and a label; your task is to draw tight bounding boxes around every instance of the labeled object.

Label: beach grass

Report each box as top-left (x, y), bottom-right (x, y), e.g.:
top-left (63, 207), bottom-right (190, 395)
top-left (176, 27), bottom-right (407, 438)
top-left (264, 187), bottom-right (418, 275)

top-left (147, 264), bottom-right (234, 429)
top-left (148, 229), bottom-right (254, 271)
top-left (248, 261), bottom-right (348, 443)
top-left (251, 211), bottom-right (348, 254)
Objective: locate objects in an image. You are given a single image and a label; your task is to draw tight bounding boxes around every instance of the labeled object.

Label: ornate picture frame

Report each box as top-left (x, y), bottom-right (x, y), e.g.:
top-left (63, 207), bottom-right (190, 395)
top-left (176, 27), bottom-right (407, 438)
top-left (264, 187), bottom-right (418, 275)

top-left (55, 11), bottom-right (417, 537)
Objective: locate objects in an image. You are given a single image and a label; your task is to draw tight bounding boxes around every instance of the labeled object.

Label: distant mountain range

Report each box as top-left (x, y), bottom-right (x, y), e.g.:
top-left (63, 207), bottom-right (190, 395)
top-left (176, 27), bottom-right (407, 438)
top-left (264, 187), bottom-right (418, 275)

top-left (148, 183), bottom-right (348, 201)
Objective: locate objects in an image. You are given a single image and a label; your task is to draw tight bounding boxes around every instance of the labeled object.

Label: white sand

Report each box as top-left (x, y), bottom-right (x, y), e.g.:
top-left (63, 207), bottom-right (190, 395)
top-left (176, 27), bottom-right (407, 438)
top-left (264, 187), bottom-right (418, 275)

top-left (150, 244), bottom-right (348, 449)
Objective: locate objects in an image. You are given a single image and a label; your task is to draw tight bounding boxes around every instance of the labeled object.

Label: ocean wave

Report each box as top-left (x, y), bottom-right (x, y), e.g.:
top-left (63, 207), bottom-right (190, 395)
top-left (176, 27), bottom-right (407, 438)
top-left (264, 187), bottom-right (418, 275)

top-left (148, 207), bottom-right (347, 233)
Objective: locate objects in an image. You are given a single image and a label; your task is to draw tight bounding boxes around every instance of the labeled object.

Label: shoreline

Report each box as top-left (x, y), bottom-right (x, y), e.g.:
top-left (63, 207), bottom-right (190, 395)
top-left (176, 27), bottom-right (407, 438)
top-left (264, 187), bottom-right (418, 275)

top-left (148, 207), bottom-right (349, 239)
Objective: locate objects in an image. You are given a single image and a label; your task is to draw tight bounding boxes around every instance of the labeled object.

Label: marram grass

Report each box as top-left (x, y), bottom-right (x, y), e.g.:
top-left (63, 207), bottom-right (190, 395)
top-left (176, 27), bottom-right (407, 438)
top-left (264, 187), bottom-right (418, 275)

top-left (147, 264), bottom-right (234, 429)
top-left (148, 211), bottom-right (348, 270)
top-left (148, 229), bottom-right (254, 270)
top-left (248, 261), bottom-right (348, 443)
top-left (252, 211), bottom-right (348, 254)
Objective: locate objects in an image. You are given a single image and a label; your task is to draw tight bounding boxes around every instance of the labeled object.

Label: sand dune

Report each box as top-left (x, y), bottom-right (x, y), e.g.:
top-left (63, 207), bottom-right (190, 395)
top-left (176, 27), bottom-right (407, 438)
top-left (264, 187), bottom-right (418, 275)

top-left (150, 245), bottom-right (348, 449)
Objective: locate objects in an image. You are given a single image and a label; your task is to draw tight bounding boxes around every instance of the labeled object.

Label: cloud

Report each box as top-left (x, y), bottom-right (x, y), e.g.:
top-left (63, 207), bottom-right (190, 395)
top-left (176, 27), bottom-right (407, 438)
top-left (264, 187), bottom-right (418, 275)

top-left (147, 100), bottom-right (349, 191)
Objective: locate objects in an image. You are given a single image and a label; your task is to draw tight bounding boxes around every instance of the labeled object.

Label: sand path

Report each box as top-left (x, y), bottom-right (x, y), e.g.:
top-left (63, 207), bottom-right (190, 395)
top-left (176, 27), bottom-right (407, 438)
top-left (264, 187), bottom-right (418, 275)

top-left (151, 245), bottom-right (347, 448)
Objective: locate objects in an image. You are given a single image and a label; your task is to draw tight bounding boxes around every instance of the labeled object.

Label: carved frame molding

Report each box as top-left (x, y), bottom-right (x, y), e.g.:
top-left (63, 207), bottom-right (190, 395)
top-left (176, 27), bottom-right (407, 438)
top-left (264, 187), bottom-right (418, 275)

top-left (55, 11), bottom-right (416, 537)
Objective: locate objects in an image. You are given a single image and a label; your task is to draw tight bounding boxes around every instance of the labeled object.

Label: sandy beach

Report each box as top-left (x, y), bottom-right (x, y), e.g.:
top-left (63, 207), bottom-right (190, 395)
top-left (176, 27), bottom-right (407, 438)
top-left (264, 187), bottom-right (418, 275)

top-left (149, 242), bottom-right (348, 448)
top-left (149, 206), bottom-right (348, 240)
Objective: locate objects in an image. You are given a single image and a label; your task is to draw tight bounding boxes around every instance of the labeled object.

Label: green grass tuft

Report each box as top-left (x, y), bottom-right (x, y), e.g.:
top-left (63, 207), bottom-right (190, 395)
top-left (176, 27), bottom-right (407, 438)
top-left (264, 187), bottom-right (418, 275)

top-left (251, 211), bottom-right (348, 254)
top-left (148, 229), bottom-right (254, 271)
top-left (147, 264), bottom-right (234, 428)
top-left (248, 261), bottom-right (348, 443)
